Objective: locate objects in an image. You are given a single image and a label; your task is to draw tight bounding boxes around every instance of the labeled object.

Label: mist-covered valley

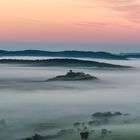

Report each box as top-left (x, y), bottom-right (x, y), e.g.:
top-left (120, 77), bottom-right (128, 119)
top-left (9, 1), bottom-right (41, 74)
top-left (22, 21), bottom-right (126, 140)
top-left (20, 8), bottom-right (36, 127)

top-left (0, 57), bottom-right (140, 140)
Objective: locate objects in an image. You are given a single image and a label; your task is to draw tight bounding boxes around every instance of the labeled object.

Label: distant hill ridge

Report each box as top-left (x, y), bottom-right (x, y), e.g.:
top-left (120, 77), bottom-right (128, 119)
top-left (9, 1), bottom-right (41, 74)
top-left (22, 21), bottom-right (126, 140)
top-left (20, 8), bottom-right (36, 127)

top-left (120, 53), bottom-right (140, 58)
top-left (0, 58), bottom-right (130, 68)
top-left (0, 50), bottom-right (127, 60)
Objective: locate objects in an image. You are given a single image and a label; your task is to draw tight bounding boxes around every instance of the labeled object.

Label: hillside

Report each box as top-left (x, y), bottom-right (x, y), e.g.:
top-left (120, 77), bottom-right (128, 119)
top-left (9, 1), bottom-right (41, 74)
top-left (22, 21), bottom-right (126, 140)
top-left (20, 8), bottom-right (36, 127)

top-left (47, 70), bottom-right (97, 81)
top-left (120, 53), bottom-right (140, 58)
top-left (0, 58), bottom-right (130, 68)
top-left (0, 50), bottom-right (127, 60)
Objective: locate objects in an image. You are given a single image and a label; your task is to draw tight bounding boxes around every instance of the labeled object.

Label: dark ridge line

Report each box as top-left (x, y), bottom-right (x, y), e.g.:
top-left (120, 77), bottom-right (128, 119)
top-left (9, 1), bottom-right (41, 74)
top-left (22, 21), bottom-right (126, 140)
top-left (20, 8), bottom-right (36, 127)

top-left (0, 58), bottom-right (131, 68)
top-left (0, 50), bottom-right (128, 60)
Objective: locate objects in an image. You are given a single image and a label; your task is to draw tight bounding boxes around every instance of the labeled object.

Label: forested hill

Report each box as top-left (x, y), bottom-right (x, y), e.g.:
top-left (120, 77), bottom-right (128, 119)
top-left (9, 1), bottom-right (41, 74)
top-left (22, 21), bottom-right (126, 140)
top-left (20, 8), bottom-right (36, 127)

top-left (0, 58), bottom-right (130, 68)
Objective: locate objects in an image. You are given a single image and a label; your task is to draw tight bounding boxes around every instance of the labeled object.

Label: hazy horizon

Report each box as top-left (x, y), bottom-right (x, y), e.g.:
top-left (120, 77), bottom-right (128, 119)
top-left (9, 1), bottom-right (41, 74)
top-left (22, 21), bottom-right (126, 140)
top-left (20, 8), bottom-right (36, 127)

top-left (1, 1), bottom-right (140, 53)
top-left (0, 42), bottom-right (140, 53)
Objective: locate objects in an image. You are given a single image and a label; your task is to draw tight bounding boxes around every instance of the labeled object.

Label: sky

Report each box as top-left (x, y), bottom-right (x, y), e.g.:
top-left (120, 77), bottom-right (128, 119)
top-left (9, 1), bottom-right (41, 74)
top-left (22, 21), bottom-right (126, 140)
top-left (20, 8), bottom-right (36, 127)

top-left (0, 0), bottom-right (140, 52)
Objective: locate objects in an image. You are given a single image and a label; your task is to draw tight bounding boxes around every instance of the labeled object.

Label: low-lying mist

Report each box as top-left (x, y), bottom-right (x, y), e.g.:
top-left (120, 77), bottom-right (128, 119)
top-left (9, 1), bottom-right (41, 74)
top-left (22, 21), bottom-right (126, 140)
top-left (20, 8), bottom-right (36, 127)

top-left (0, 58), bottom-right (140, 140)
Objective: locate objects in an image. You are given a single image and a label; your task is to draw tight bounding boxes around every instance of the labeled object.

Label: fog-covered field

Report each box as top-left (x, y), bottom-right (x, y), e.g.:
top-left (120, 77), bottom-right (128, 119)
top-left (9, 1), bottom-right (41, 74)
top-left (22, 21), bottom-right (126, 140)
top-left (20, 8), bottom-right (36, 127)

top-left (0, 58), bottom-right (140, 140)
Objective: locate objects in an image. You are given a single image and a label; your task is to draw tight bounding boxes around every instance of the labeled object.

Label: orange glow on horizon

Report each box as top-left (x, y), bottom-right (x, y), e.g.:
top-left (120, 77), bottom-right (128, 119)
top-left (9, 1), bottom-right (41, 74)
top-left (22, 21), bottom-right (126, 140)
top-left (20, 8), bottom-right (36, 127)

top-left (0, 0), bottom-right (140, 43)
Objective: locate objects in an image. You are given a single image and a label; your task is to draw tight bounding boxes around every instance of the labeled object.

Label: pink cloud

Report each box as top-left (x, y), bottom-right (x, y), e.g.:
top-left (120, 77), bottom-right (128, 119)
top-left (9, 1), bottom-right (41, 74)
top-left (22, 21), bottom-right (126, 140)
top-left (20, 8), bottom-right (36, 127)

top-left (102, 0), bottom-right (140, 23)
top-left (85, 0), bottom-right (140, 23)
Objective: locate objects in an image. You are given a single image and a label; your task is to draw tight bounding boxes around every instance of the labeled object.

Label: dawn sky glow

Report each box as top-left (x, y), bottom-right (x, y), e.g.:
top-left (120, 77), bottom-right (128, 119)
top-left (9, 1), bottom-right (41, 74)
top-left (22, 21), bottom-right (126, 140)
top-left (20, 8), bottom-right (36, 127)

top-left (0, 0), bottom-right (140, 52)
